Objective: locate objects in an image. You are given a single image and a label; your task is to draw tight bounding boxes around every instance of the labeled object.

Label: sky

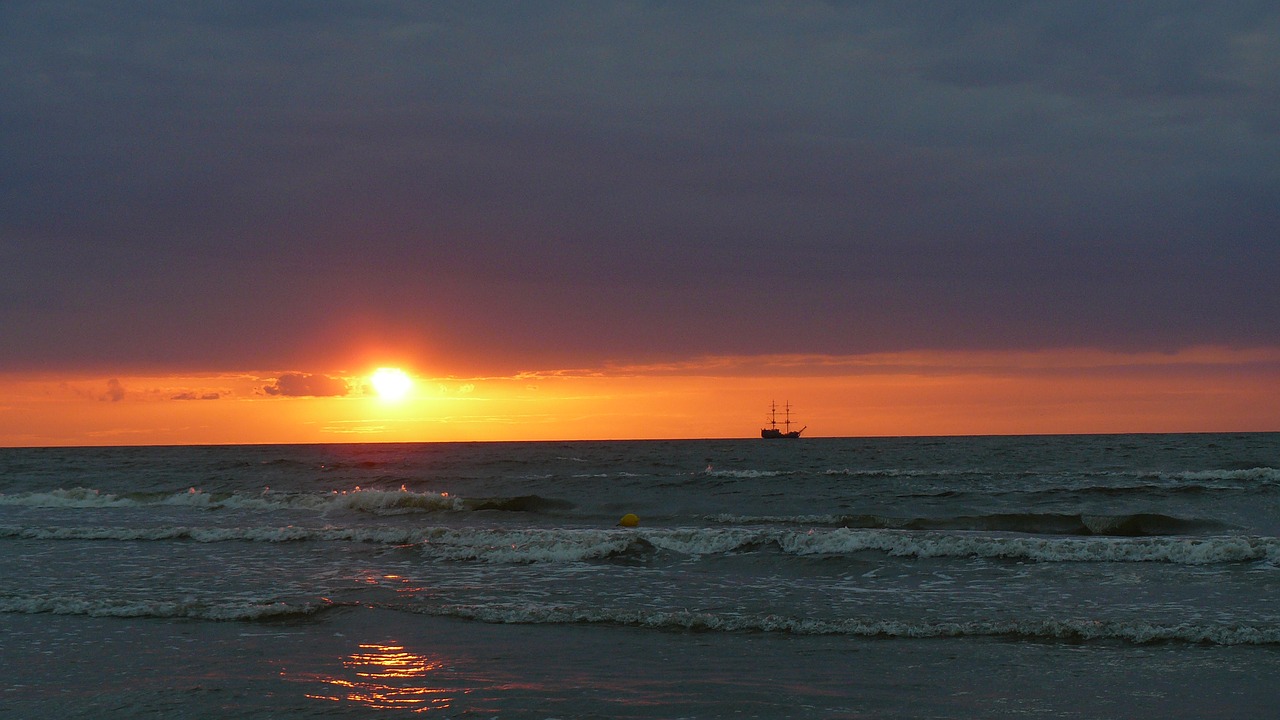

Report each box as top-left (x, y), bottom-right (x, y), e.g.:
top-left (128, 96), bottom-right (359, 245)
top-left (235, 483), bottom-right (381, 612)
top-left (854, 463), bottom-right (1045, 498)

top-left (2, 1), bottom-right (1279, 446)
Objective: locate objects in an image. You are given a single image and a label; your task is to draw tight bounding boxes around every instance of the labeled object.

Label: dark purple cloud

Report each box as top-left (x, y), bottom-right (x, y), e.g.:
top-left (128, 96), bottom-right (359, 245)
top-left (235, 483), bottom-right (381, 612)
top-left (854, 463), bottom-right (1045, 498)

top-left (263, 373), bottom-right (349, 397)
top-left (171, 392), bottom-right (221, 401)
top-left (1, 2), bottom-right (1277, 373)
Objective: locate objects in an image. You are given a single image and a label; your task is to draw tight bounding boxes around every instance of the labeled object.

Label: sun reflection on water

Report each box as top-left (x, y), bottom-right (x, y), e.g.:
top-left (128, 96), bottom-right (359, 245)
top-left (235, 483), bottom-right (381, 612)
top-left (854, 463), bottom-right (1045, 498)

top-left (305, 642), bottom-right (451, 713)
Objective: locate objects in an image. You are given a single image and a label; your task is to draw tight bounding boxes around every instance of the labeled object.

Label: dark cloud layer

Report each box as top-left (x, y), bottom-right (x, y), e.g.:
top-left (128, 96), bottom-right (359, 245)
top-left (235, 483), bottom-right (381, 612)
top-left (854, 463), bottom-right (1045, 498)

top-left (263, 373), bottom-right (349, 397)
top-left (2, 1), bottom-right (1277, 373)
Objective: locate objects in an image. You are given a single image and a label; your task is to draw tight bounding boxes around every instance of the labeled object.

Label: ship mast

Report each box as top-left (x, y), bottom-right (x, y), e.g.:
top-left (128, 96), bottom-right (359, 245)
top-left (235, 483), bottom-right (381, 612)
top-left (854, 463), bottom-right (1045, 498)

top-left (761, 400), bottom-right (804, 439)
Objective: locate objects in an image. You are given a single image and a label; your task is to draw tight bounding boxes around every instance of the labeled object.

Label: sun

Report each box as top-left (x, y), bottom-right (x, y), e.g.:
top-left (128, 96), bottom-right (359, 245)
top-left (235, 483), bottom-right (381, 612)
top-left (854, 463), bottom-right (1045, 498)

top-left (370, 367), bottom-right (413, 401)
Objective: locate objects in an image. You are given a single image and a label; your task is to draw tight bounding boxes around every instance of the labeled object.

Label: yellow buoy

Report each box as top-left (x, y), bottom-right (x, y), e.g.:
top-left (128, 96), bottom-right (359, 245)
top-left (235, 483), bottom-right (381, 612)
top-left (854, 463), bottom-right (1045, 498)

top-left (618, 513), bottom-right (639, 527)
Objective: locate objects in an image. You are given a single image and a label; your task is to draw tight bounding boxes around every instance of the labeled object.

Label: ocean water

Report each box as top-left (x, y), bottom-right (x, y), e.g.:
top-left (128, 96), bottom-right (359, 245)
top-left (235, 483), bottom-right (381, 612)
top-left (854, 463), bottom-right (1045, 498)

top-left (1, 434), bottom-right (1278, 718)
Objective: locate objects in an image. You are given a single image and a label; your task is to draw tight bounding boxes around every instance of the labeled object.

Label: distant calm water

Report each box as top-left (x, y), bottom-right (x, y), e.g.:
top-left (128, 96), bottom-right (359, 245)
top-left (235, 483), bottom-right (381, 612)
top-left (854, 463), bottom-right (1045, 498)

top-left (2, 434), bottom-right (1278, 718)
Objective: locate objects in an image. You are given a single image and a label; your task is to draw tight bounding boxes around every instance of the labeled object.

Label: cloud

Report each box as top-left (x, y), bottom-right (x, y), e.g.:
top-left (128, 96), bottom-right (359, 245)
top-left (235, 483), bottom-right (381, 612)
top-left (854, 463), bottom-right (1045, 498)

top-left (171, 391), bottom-right (221, 400)
top-left (263, 373), bottom-right (349, 397)
top-left (0, 2), bottom-right (1277, 374)
top-left (102, 378), bottom-right (125, 402)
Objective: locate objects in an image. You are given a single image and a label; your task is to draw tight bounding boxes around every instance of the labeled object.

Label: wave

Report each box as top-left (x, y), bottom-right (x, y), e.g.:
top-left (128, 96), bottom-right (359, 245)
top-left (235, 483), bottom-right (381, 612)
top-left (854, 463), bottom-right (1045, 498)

top-left (775, 528), bottom-right (1278, 565)
top-left (711, 511), bottom-right (1229, 537)
top-left (401, 603), bottom-right (1280, 646)
top-left (0, 486), bottom-right (574, 516)
top-left (1044, 469), bottom-right (1280, 498)
top-left (4, 524), bottom-right (1274, 565)
top-left (1159, 467), bottom-right (1280, 484)
top-left (1162, 461), bottom-right (1280, 484)
top-left (0, 593), bottom-right (342, 622)
top-left (462, 495), bottom-right (575, 513)
top-left (6, 593), bottom-right (1274, 645)
top-left (820, 466), bottom-right (1280, 492)
top-left (0, 524), bottom-right (428, 544)
top-left (706, 468), bottom-right (794, 479)
top-left (820, 465), bottom-right (1280, 480)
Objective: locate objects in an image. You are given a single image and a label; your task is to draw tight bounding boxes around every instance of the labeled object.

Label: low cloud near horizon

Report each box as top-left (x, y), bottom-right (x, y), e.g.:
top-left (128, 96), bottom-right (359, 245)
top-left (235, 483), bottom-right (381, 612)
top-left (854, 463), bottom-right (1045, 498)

top-left (102, 379), bottom-right (126, 402)
top-left (263, 373), bottom-right (349, 397)
top-left (171, 391), bottom-right (222, 401)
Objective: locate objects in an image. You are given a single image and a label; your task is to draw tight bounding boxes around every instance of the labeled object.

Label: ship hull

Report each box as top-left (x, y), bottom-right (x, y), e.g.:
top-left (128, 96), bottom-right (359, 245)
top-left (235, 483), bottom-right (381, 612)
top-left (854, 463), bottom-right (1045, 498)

top-left (761, 429), bottom-right (802, 439)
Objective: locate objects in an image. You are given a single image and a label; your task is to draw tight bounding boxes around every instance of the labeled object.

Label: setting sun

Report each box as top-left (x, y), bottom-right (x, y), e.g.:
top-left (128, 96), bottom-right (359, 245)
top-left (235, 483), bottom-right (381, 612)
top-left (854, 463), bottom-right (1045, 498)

top-left (370, 367), bottom-right (413, 401)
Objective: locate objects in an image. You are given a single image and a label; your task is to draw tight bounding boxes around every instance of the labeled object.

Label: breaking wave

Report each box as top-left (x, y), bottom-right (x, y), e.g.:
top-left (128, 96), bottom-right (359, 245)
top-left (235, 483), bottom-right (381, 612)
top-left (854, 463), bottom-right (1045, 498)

top-left (6, 594), bottom-right (1275, 645)
top-left (0, 593), bottom-right (341, 622)
top-left (403, 603), bottom-right (1280, 646)
top-left (1160, 467), bottom-right (1280, 484)
top-left (0, 486), bottom-right (573, 516)
top-left (774, 527), bottom-right (1278, 565)
top-left (820, 466), bottom-right (1280, 485)
top-left (3, 524), bottom-right (1274, 565)
top-left (711, 511), bottom-right (1229, 536)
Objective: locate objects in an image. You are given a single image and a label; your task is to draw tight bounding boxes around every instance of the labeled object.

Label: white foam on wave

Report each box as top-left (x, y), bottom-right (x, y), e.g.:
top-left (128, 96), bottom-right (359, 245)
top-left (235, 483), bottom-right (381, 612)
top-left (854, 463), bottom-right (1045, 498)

top-left (0, 593), bottom-right (334, 621)
top-left (4, 522), bottom-right (1273, 566)
top-left (823, 467), bottom-right (973, 478)
top-left (405, 602), bottom-right (1280, 645)
top-left (0, 487), bottom-right (134, 508)
top-left (0, 524), bottom-right (766, 561)
top-left (1168, 467), bottom-right (1280, 484)
top-left (706, 469), bottom-right (789, 479)
top-left (644, 528), bottom-right (764, 555)
top-left (0, 524), bottom-right (428, 544)
top-left (414, 527), bottom-right (801, 563)
top-left (324, 487), bottom-right (465, 514)
top-left (0, 486), bottom-right (465, 515)
top-left (418, 526), bottom-right (1280, 566)
top-left (778, 528), bottom-right (1279, 564)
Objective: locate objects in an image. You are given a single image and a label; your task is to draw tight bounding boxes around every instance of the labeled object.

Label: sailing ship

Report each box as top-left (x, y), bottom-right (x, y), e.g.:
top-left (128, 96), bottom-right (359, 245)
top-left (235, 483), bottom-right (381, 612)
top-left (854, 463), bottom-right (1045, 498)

top-left (761, 400), bottom-right (805, 439)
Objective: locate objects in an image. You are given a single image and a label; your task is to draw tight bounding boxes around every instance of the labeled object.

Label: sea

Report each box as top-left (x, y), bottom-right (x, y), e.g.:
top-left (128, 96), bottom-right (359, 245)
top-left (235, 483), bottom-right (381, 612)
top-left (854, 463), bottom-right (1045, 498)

top-left (1, 433), bottom-right (1278, 719)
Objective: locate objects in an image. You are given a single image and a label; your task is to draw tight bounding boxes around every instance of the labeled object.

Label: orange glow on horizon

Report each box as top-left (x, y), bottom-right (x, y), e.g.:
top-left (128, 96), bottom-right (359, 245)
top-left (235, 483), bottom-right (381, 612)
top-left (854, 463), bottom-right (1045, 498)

top-left (0, 346), bottom-right (1278, 447)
